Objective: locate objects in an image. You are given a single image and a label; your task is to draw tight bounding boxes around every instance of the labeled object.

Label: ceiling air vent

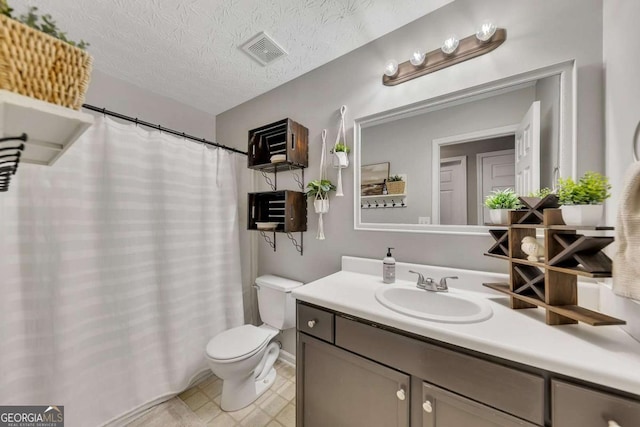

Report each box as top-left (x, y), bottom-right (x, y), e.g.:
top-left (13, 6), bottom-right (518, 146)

top-left (241, 32), bottom-right (288, 66)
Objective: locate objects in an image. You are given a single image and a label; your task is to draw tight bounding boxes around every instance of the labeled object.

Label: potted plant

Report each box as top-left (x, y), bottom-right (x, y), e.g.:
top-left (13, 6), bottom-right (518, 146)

top-left (386, 175), bottom-right (406, 194)
top-left (332, 142), bottom-right (350, 168)
top-left (306, 179), bottom-right (336, 213)
top-left (484, 188), bottom-right (521, 224)
top-left (557, 172), bottom-right (611, 226)
top-left (0, 3), bottom-right (92, 109)
top-left (528, 188), bottom-right (553, 198)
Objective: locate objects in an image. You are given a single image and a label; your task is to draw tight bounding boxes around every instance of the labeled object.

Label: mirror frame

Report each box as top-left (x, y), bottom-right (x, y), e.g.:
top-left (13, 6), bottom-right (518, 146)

top-left (353, 60), bottom-right (576, 235)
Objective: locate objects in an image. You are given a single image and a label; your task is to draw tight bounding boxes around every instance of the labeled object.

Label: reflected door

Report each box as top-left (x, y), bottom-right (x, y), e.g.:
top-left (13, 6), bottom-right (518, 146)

top-left (478, 150), bottom-right (516, 225)
top-left (515, 101), bottom-right (541, 195)
top-left (439, 157), bottom-right (467, 225)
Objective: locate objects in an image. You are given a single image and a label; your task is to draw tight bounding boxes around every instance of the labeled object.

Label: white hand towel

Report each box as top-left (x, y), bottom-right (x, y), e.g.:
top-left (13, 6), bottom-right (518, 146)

top-left (614, 161), bottom-right (640, 300)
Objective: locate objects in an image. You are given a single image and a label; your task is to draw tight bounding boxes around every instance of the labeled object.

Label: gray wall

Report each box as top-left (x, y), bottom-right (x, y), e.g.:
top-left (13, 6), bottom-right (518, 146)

top-left (440, 136), bottom-right (515, 225)
top-left (360, 87), bottom-right (533, 225)
top-left (216, 0), bottom-right (604, 354)
top-left (86, 70), bottom-right (216, 138)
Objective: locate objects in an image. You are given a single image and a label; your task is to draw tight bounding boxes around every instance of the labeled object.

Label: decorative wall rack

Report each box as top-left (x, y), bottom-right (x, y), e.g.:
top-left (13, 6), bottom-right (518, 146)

top-left (360, 194), bottom-right (407, 209)
top-left (483, 197), bottom-right (624, 327)
top-left (247, 118), bottom-right (309, 255)
top-left (382, 29), bottom-right (507, 86)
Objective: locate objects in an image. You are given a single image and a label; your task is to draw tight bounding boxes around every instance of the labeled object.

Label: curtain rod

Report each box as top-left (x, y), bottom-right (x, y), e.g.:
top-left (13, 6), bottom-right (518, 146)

top-left (82, 104), bottom-right (247, 156)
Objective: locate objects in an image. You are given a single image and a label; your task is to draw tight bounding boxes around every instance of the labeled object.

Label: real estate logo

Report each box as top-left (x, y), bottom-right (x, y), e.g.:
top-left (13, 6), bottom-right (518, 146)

top-left (0, 405), bottom-right (64, 427)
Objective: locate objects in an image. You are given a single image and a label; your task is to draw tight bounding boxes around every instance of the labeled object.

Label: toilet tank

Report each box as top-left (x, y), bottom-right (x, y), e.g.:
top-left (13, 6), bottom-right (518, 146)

top-left (256, 275), bottom-right (303, 330)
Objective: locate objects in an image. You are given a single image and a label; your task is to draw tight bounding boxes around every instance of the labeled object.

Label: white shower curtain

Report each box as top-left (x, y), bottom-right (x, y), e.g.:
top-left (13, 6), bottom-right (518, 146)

top-left (0, 117), bottom-right (245, 426)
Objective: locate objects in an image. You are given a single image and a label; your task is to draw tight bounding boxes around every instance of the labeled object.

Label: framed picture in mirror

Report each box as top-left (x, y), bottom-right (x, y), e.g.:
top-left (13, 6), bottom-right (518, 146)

top-left (361, 162), bottom-right (389, 196)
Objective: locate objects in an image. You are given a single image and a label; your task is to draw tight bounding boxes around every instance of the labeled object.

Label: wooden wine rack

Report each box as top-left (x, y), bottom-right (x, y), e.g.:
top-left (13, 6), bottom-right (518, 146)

top-left (484, 201), bottom-right (624, 326)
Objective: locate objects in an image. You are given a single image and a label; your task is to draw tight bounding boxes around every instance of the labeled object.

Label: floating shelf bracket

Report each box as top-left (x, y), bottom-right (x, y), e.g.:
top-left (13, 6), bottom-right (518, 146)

top-left (286, 232), bottom-right (303, 256)
top-left (259, 231), bottom-right (276, 252)
top-left (259, 167), bottom-right (304, 191)
top-left (260, 170), bottom-right (277, 191)
top-left (292, 168), bottom-right (304, 191)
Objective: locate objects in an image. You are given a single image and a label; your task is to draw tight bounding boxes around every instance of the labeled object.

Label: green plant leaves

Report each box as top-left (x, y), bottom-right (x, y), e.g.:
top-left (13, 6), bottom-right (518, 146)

top-left (334, 143), bottom-right (350, 154)
top-left (484, 188), bottom-right (521, 209)
top-left (306, 179), bottom-right (336, 198)
top-left (557, 172), bottom-right (611, 205)
top-left (5, 5), bottom-right (90, 50)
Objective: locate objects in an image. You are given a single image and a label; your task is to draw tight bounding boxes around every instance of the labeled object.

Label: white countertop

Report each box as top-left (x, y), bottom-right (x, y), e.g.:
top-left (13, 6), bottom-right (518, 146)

top-left (292, 257), bottom-right (640, 396)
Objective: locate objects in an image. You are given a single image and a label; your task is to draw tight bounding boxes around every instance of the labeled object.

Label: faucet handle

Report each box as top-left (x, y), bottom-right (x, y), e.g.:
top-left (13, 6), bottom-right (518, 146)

top-left (439, 276), bottom-right (458, 288)
top-left (409, 270), bottom-right (425, 284)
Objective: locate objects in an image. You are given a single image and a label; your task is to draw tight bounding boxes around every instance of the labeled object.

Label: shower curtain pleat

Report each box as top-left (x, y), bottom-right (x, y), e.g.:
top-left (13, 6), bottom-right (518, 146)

top-left (0, 117), bottom-right (245, 427)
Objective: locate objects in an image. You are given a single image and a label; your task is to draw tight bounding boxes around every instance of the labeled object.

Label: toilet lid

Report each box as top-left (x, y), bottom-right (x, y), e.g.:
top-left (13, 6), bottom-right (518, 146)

top-left (206, 325), bottom-right (273, 361)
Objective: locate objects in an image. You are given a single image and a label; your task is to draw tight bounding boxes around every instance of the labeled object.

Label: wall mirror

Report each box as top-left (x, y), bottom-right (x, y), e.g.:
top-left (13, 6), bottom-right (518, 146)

top-left (353, 60), bottom-right (576, 235)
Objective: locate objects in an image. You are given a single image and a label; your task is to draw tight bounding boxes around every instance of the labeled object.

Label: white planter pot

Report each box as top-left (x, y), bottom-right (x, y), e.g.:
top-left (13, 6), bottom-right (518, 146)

top-left (489, 209), bottom-right (511, 225)
top-left (314, 198), bottom-right (330, 214)
top-left (333, 151), bottom-right (349, 168)
top-left (560, 204), bottom-right (603, 226)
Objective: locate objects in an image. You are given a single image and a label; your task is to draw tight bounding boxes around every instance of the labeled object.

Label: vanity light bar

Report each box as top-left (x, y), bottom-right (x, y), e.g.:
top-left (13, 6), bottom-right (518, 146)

top-left (382, 28), bottom-right (507, 86)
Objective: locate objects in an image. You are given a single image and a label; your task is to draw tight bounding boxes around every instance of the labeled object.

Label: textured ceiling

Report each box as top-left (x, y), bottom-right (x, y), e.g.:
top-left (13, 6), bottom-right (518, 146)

top-left (13, 0), bottom-right (454, 115)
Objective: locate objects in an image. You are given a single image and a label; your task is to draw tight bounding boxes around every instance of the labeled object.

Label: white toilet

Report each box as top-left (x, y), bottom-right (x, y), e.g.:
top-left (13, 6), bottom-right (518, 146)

top-left (205, 275), bottom-right (302, 411)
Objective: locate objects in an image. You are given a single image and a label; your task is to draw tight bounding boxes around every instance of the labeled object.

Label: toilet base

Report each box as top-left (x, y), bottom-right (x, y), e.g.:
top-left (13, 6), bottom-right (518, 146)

top-left (220, 367), bottom-right (276, 412)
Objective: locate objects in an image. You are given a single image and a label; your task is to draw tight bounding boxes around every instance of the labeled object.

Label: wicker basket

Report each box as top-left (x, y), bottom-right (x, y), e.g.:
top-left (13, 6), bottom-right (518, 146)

top-left (386, 180), bottom-right (405, 194)
top-left (0, 15), bottom-right (93, 110)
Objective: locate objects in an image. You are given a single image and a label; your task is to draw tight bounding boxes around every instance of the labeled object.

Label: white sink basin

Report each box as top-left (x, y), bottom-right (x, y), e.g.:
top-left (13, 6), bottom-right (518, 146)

top-left (375, 285), bottom-right (493, 323)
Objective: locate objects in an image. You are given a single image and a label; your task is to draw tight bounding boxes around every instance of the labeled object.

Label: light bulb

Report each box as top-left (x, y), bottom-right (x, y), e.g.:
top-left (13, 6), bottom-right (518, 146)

top-left (441, 35), bottom-right (459, 55)
top-left (384, 59), bottom-right (399, 77)
top-left (409, 49), bottom-right (425, 66)
top-left (476, 20), bottom-right (497, 42)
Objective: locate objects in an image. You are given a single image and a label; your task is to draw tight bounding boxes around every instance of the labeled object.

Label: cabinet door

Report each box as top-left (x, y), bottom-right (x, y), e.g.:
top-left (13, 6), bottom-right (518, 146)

top-left (297, 332), bottom-right (410, 427)
top-left (552, 380), bottom-right (640, 427)
top-left (421, 382), bottom-right (538, 427)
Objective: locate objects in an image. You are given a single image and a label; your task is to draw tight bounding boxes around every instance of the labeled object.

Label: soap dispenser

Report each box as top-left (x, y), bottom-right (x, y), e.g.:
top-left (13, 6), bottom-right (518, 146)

top-left (383, 247), bottom-right (396, 284)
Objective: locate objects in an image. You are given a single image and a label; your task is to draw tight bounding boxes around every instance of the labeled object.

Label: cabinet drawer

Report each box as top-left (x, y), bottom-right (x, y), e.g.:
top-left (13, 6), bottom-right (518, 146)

top-left (335, 316), bottom-right (544, 425)
top-left (422, 382), bottom-right (538, 427)
top-left (552, 380), bottom-right (640, 427)
top-left (297, 303), bottom-right (334, 343)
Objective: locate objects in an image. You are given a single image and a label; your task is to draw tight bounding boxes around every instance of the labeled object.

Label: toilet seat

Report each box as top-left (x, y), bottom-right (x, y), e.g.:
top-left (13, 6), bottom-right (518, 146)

top-left (206, 325), bottom-right (274, 362)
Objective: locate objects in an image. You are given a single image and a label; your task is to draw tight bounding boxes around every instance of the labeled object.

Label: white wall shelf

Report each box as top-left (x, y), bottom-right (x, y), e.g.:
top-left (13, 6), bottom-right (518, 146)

top-left (0, 90), bottom-right (94, 166)
top-left (361, 193), bottom-right (407, 200)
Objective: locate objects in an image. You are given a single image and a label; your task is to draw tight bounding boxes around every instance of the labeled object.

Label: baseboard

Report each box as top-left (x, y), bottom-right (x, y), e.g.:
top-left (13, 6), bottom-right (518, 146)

top-left (278, 349), bottom-right (296, 366)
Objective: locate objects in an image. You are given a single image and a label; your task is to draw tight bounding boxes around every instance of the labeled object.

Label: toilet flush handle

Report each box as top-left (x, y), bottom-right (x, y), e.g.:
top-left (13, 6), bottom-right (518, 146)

top-left (252, 284), bottom-right (260, 291)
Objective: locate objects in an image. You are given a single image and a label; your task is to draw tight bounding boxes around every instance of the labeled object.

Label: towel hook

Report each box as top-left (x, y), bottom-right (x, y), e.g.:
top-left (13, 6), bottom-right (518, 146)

top-left (634, 120), bottom-right (640, 162)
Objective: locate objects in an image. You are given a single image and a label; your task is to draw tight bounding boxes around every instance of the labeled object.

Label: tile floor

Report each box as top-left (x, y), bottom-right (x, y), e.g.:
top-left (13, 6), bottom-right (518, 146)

top-left (177, 359), bottom-right (296, 427)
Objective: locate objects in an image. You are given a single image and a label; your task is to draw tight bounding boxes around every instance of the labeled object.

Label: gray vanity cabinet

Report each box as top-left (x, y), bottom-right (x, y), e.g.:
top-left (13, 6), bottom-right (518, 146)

top-left (297, 332), bottom-right (410, 427)
top-left (296, 302), bottom-right (640, 427)
top-left (421, 382), bottom-right (537, 427)
top-left (552, 380), bottom-right (640, 427)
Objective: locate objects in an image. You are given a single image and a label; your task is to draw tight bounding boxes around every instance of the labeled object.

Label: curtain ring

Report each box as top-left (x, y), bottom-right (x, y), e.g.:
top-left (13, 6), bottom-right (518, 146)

top-left (102, 108), bottom-right (106, 117)
top-left (157, 124), bottom-right (162, 133)
top-left (134, 118), bottom-right (138, 127)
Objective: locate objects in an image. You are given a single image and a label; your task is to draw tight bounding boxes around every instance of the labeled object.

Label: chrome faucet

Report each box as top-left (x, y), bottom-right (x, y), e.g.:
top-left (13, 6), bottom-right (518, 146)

top-left (409, 271), bottom-right (458, 292)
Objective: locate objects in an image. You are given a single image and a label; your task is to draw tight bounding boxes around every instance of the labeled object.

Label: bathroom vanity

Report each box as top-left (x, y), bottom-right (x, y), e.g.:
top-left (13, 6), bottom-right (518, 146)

top-left (293, 257), bottom-right (640, 427)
